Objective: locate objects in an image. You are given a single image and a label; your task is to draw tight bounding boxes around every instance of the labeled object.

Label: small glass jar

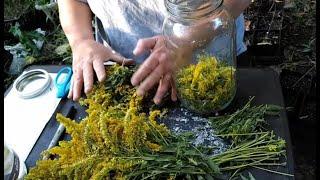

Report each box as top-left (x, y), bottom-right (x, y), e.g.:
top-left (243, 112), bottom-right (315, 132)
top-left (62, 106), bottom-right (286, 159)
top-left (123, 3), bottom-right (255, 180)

top-left (4, 143), bottom-right (27, 180)
top-left (163, 0), bottom-right (236, 115)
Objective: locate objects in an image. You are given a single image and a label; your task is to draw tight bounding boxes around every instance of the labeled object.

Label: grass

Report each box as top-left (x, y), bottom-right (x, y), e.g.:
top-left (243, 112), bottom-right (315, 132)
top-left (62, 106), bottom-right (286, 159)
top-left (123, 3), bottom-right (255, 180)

top-left (280, 0), bottom-right (316, 74)
top-left (4, 0), bottom-right (36, 21)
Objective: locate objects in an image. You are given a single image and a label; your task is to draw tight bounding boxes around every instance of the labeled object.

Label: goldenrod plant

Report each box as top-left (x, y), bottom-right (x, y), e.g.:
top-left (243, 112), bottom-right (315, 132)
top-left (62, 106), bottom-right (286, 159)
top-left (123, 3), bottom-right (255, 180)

top-left (176, 55), bottom-right (236, 114)
top-left (26, 65), bottom-right (291, 179)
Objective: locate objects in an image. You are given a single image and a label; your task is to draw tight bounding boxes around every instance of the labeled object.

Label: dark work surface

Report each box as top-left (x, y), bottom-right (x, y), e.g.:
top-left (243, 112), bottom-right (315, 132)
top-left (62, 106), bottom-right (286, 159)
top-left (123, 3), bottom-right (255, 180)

top-left (6, 65), bottom-right (294, 179)
top-left (233, 68), bottom-right (294, 180)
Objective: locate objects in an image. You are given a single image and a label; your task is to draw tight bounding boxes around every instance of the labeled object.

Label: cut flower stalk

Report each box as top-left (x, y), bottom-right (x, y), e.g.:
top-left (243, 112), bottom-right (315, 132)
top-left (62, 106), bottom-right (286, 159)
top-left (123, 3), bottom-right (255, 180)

top-left (25, 65), bottom-right (288, 180)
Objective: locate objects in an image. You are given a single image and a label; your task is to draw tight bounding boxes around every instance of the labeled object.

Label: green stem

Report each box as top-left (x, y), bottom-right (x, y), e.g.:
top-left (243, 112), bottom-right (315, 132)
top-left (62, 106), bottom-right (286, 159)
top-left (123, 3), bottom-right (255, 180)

top-left (215, 132), bottom-right (268, 137)
top-left (219, 156), bottom-right (273, 171)
top-left (228, 168), bottom-right (242, 180)
top-left (148, 122), bottom-right (169, 146)
top-left (252, 162), bottom-right (287, 166)
top-left (232, 157), bottom-right (280, 162)
top-left (213, 143), bottom-right (284, 161)
top-left (251, 165), bottom-right (294, 177)
top-left (216, 151), bottom-right (283, 164)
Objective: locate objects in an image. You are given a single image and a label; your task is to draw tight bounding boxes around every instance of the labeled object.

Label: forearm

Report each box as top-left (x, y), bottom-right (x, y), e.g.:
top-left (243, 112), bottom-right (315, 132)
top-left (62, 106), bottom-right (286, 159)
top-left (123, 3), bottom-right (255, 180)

top-left (57, 0), bottom-right (94, 49)
top-left (223, 0), bottom-right (251, 18)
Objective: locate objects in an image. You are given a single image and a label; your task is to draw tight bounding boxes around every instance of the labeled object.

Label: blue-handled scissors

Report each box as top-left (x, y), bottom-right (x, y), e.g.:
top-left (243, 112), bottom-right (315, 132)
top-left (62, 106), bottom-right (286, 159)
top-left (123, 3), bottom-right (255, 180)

top-left (54, 67), bottom-right (73, 98)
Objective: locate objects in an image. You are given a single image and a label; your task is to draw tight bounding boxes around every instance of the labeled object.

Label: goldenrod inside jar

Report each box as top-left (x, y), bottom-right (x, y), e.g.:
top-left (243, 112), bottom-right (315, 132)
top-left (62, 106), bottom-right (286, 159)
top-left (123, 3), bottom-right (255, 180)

top-left (163, 0), bottom-right (236, 114)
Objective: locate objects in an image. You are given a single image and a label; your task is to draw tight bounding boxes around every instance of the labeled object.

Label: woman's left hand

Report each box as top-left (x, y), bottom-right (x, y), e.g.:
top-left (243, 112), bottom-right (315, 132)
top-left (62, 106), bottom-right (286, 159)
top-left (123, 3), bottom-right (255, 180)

top-left (131, 35), bottom-right (177, 104)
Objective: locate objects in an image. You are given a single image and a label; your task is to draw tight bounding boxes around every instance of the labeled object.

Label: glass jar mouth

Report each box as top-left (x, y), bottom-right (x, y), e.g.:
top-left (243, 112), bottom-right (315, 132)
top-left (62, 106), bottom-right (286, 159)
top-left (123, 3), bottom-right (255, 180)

top-left (165, 0), bottom-right (223, 23)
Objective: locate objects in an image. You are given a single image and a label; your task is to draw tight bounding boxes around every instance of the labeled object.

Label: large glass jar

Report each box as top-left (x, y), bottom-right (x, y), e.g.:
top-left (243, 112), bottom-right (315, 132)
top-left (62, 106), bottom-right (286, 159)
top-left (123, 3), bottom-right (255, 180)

top-left (163, 0), bottom-right (236, 115)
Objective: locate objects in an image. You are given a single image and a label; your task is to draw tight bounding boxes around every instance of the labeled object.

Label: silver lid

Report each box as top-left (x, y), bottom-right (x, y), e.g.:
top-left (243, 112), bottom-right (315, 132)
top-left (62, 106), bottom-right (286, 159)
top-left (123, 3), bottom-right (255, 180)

top-left (13, 69), bottom-right (51, 99)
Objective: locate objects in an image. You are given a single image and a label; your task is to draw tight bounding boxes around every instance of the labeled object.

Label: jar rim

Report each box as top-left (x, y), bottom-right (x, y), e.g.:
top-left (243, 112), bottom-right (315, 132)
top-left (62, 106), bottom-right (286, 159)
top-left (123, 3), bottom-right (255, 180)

top-left (165, 0), bottom-right (223, 23)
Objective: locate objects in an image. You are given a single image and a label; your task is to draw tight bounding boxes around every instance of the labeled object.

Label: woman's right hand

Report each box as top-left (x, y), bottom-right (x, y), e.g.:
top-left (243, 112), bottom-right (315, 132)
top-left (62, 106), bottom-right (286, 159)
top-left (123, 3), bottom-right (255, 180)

top-left (69, 39), bottom-right (134, 101)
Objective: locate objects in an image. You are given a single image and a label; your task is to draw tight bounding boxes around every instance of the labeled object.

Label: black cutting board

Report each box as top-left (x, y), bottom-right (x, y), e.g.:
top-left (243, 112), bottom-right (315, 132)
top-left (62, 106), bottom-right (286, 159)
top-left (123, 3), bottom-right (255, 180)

top-left (5, 65), bottom-right (294, 180)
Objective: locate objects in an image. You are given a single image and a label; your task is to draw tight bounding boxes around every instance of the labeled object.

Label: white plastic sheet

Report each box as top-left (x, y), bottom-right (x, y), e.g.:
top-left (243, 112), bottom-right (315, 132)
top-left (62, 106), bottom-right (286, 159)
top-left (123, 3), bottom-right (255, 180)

top-left (4, 73), bottom-right (61, 162)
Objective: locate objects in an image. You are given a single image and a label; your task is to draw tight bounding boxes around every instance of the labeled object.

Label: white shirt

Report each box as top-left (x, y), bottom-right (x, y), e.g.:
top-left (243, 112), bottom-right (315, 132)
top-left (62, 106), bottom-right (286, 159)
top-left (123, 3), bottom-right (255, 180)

top-left (77, 0), bottom-right (246, 63)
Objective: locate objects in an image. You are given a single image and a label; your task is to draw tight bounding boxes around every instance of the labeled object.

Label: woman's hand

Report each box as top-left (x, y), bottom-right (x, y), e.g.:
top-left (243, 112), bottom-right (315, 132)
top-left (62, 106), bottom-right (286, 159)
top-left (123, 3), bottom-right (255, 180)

top-left (131, 35), bottom-right (177, 104)
top-left (69, 39), bottom-right (133, 101)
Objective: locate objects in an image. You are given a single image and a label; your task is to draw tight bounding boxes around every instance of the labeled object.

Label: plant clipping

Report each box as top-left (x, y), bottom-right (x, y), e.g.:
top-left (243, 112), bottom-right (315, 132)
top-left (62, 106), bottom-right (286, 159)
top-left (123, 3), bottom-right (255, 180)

top-left (25, 65), bottom-right (290, 179)
top-left (176, 55), bottom-right (236, 114)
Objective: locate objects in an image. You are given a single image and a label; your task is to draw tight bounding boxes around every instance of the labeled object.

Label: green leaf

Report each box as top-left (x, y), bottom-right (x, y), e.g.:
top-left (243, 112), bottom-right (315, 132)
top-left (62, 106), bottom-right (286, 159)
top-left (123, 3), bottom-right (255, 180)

top-left (207, 159), bottom-right (220, 174)
top-left (140, 156), bottom-right (156, 161)
top-left (204, 174), bottom-right (215, 180)
top-left (162, 147), bottom-right (176, 153)
top-left (240, 172), bottom-right (256, 180)
top-left (9, 23), bottom-right (22, 38)
top-left (25, 56), bottom-right (37, 65)
top-left (301, 48), bottom-right (311, 53)
top-left (162, 163), bottom-right (171, 168)
top-left (8, 23), bottom-right (45, 57)
top-left (240, 174), bottom-right (249, 180)
top-left (184, 150), bottom-right (201, 156)
top-left (155, 156), bottom-right (175, 162)
top-left (248, 172), bottom-right (256, 180)
top-left (188, 158), bottom-right (198, 166)
top-left (265, 105), bottom-right (282, 115)
top-left (55, 43), bottom-right (71, 55)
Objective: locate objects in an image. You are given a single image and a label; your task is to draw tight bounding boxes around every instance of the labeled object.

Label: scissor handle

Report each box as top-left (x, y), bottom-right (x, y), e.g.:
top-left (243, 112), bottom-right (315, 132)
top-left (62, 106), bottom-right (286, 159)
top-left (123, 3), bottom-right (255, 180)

top-left (55, 67), bottom-right (73, 98)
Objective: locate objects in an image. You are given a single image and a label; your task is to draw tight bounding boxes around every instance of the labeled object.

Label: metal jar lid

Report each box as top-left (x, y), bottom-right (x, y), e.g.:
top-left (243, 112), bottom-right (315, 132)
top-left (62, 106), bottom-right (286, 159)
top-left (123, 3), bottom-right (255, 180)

top-left (13, 69), bottom-right (52, 99)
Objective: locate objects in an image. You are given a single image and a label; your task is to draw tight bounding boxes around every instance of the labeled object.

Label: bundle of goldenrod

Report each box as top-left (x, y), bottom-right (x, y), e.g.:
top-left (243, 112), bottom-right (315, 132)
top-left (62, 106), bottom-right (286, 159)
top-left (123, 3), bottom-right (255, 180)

top-left (25, 65), bottom-right (290, 180)
top-left (176, 55), bottom-right (236, 114)
top-left (26, 65), bottom-right (171, 179)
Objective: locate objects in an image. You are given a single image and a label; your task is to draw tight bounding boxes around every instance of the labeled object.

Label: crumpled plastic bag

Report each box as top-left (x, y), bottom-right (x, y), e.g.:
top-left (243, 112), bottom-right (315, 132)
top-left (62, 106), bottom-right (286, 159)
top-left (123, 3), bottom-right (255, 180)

top-left (4, 28), bottom-right (45, 75)
top-left (4, 43), bottom-right (28, 75)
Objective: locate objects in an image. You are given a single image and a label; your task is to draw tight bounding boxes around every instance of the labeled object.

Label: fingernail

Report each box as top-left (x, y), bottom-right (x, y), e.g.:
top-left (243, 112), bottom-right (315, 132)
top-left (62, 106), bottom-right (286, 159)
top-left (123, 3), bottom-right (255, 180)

top-left (133, 48), bottom-right (138, 55)
top-left (131, 78), bottom-right (137, 86)
top-left (125, 59), bottom-right (134, 64)
top-left (73, 95), bottom-right (79, 101)
top-left (137, 89), bottom-right (144, 96)
top-left (172, 97), bottom-right (177, 101)
top-left (154, 98), bottom-right (160, 105)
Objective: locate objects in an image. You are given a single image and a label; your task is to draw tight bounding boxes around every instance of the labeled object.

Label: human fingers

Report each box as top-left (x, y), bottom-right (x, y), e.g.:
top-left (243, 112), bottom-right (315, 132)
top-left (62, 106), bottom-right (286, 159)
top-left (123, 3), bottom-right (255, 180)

top-left (153, 73), bottom-right (171, 104)
top-left (72, 68), bottom-right (84, 101)
top-left (92, 60), bottom-right (106, 82)
top-left (131, 52), bottom-right (160, 86)
top-left (110, 52), bottom-right (135, 65)
top-left (67, 76), bottom-right (74, 99)
top-left (133, 37), bottom-right (157, 56)
top-left (136, 65), bottom-right (164, 96)
top-left (83, 61), bottom-right (94, 94)
top-left (170, 78), bottom-right (178, 102)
